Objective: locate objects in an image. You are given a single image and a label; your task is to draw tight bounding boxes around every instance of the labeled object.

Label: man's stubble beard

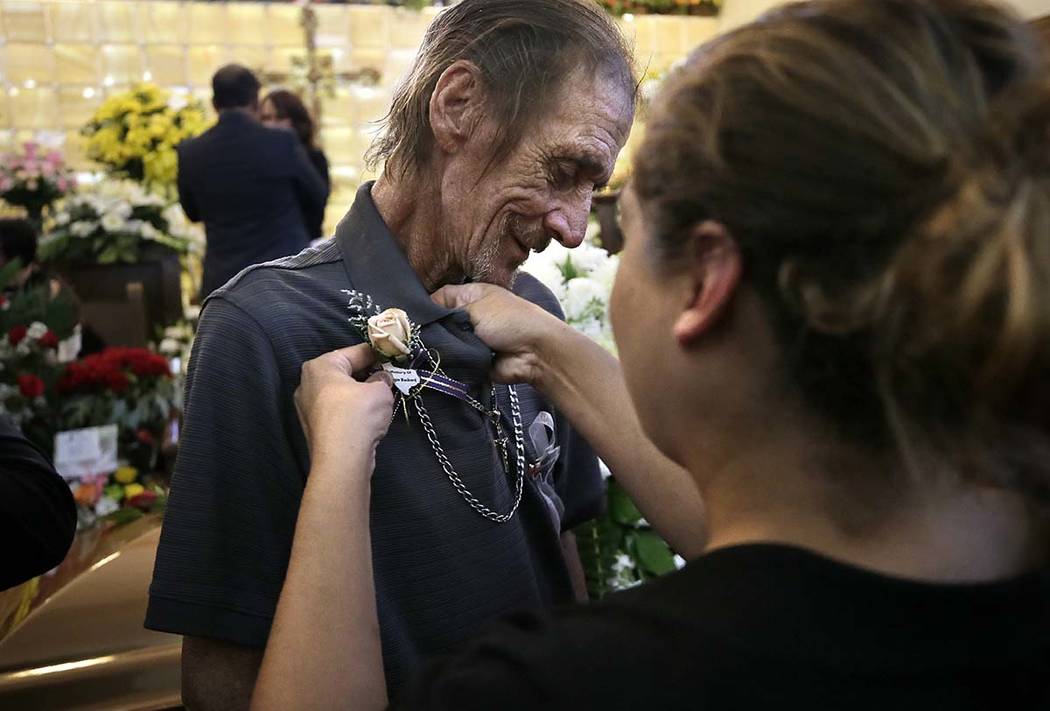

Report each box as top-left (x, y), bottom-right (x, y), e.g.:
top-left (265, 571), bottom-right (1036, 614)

top-left (469, 214), bottom-right (551, 288)
top-left (470, 227), bottom-right (508, 286)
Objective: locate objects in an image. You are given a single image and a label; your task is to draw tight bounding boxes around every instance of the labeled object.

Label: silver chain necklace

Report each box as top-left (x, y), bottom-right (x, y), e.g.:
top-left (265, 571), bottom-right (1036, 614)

top-left (344, 289), bottom-right (526, 523)
top-left (414, 384), bottom-right (526, 523)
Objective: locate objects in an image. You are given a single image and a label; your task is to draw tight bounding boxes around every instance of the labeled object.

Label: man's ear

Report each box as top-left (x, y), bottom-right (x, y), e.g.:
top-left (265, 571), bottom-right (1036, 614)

top-left (429, 60), bottom-right (484, 154)
top-left (673, 221), bottom-right (742, 347)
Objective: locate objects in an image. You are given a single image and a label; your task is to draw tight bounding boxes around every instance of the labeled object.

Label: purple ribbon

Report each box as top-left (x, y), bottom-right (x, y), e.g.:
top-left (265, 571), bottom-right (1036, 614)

top-left (417, 371), bottom-right (470, 401)
top-left (401, 349), bottom-right (473, 403)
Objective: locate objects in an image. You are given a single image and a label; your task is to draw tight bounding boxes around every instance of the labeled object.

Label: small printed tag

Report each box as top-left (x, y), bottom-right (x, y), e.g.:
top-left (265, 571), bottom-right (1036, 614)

top-left (381, 363), bottom-right (421, 395)
top-left (54, 424), bottom-right (119, 480)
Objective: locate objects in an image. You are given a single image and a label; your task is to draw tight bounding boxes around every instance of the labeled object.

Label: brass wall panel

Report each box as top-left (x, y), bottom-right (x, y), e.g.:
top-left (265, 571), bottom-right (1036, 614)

top-left (54, 43), bottom-right (99, 85)
top-left (1, 1), bottom-right (48, 44)
top-left (96, 0), bottom-right (138, 44)
top-left (145, 45), bottom-right (188, 87)
top-left (100, 44), bottom-right (144, 85)
top-left (51, 1), bottom-right (96, 43)
top-left (4, 43), bottom-right (54, 84)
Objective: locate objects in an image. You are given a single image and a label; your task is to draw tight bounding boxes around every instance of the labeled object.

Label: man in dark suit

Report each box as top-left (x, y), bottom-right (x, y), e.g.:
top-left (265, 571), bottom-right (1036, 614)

top-left (177, 65), bottom-right (329, 300)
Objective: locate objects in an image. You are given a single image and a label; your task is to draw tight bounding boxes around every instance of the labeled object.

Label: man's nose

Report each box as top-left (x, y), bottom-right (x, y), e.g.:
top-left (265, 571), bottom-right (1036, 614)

top-left (543, 193), bottom-right (592, 249)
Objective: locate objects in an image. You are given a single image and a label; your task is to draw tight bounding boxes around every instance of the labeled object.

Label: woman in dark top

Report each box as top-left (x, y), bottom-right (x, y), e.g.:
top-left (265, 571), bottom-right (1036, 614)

top-left (0, 218), bottom-right (55, 295)
top-left (0, 415), bottom-right (76, 590)
top-left (260, 89), bottom-right (330, 240)
top-left (251, 0), bottom-right (1050, 708)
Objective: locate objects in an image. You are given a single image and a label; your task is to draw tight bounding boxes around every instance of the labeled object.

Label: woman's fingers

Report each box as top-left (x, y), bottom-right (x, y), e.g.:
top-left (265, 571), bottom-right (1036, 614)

top-left (366, 369), bottom-right (394, 389)
top-left (431, 283), bottom-right (491, 312)
top-left (326, 342), bottom-right (378, 377)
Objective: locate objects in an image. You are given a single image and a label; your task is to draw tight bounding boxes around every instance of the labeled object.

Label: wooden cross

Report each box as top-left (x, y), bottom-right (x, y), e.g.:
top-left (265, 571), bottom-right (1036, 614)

top-left (259, 0), bottom-right (381, 124)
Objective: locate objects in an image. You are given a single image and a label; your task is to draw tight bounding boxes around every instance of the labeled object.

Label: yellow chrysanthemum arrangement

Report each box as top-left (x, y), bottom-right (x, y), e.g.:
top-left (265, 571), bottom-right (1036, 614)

top-left (82, 84), bottom-right (210, 197)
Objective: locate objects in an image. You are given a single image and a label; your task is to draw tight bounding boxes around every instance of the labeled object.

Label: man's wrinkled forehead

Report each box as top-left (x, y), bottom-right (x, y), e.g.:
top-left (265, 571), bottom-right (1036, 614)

top-left (469, 68), bottom-right (633, 183)
top-left (544, 70), bottom-right (634, 152)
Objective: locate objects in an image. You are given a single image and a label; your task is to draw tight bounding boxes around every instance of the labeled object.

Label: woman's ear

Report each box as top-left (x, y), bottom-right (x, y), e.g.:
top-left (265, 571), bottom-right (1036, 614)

top-left (429, 60), bottom-right (483, 154)
top-left (673, 221), bottom-right (742, 347)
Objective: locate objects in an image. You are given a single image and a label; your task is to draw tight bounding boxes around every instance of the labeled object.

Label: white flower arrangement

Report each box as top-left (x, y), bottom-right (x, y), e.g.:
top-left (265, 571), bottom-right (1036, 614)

top-left (521, 218), bottom-right (618, 352)
top-left (26, 322), bottom-right (48, 340)
top-left (149, 315), bottom-right (198, 402)
top-left (156, 320), bottom-right (195, 358)
top-left (39, 180), bottom-right (198, 265)
top-left (523, 218), bottom-right (684, 599)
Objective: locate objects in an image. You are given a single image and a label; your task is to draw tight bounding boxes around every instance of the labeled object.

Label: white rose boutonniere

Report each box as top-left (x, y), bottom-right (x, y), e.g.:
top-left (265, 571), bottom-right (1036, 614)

top-left (341, 288), bottom-right (527, 524)
top-left (367, 308), bottom-right (413, 360)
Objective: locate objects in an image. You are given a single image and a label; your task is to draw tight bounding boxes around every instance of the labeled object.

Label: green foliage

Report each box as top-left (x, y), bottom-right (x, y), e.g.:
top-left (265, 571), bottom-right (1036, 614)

top-left (0, 259), bottom-right (22, 290)
top-left (100, 506), bottom-right (144, 526)
top-left (60, 373), bottom-right (175, 433)
top-left (575, 477), bottom-right (681, 599)
top-left (634, 530), bottom-right (676, 575)
top-left (557, 254), bottom-right (583, 282)
top-left (576, 515), bottom-right (624, 599)
top-left (608, 479), bottom-right (644, 524)
top-left (0, 280), bottom-right (77, 340)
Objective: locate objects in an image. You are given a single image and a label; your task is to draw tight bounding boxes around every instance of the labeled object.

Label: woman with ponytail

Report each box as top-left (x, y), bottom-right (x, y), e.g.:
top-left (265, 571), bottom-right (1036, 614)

top-left (255, 1), bottom-right (1050, 707)
top-left (260, 89), bottom-right (330, 239)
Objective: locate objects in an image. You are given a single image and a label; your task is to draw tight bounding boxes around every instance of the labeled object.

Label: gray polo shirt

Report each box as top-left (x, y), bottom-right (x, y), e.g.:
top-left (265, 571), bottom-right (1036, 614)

top-left (146, 183), bottom-right (604, 693)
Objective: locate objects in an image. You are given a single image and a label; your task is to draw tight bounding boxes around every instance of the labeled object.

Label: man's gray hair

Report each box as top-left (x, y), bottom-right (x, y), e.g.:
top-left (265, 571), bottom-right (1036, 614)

top-left (367, 0), bottom-right (636, 178)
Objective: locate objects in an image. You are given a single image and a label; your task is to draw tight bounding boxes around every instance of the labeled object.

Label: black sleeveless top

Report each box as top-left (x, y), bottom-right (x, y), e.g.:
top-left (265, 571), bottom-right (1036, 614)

top-left (396, 543), bottom-right (1050, 709)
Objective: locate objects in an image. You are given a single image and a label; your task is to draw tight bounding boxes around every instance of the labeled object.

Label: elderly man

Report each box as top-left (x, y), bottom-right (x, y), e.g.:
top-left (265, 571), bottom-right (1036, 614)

top-left (146, 0), bottom-right (639, 706)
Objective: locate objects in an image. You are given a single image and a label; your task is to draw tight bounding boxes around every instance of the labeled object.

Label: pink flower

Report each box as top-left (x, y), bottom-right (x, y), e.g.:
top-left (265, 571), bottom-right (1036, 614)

top-left (0, 177), bottom-right (12, 192)
top-left (22, 142), bottom-right (37, 158)
top-left (56, 177), bottom-right (70, 192)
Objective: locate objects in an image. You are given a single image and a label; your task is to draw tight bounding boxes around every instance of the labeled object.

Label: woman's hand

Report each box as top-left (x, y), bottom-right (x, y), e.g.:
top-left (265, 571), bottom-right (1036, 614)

top-left (435, 283), bottom-right (708, 558)
top-left (256, 342), bottom-right (393, 711)
top-left (294, 343), bottom-right (395, 467)
top-left (432, 283), bottom-right (573, 387)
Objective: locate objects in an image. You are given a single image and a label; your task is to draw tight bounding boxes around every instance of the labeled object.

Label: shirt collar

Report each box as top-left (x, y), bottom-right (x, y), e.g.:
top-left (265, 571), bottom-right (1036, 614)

top-left (218, 110), bottom-right (255, 125)
top-left (335, 181), bottom-right (456, 328)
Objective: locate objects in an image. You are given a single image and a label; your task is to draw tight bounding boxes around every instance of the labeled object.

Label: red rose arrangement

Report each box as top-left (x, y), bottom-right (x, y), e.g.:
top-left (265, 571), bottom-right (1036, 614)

top-left (8, 324), bottom-right (27, 346)
top-left (59, 347), bottom-right (171, 395)
top-left (38, 330), bottom-right (60, 349)
top-left (53, 347), bottom-right (179, 532)
top-left (56, 346), bottom-right (177, 480)
top-left (0, 318), bottom-right (68, 436)
top-left (17, 373), bottom-right (45, 398)
top-left (6, 323), bottom-right (60, 350)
